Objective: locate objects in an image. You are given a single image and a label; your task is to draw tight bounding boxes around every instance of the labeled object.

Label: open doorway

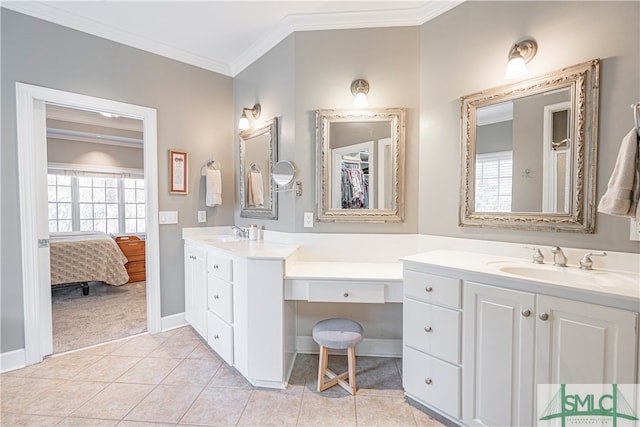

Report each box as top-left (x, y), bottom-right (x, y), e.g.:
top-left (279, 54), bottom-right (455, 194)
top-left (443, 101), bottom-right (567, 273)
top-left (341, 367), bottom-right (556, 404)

top-left (16, 83), bottom-right (161, 366)
top-left (46, 104), bottom-right (148, 353)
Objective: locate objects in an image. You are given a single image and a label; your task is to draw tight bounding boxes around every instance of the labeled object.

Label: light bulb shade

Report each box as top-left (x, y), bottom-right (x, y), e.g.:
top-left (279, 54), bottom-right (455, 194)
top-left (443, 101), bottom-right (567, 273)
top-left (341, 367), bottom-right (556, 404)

top-left (352, 92), bottom-right (369, 108)
top-left (238, 113), bottom-right (250, 130)
top-left (504, 56), bottom-right (528, 79)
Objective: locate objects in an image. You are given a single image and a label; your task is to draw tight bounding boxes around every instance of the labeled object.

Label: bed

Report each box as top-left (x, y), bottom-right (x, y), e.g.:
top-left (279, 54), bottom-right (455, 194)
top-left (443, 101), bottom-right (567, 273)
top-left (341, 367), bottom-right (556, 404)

top-left (50, 231), bottom-right (129, 294)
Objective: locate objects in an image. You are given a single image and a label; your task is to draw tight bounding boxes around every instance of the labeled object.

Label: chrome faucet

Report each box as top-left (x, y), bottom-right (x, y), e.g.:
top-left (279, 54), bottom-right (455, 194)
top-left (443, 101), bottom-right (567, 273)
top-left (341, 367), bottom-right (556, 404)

top-left (550, 246), bottom-right (567, 267)
top-left (524, 246), bottom-right (544, 264)
top-left (579, 251), bottom-right (607, 270)
top-left (231, 226), bottom-right (248, 239)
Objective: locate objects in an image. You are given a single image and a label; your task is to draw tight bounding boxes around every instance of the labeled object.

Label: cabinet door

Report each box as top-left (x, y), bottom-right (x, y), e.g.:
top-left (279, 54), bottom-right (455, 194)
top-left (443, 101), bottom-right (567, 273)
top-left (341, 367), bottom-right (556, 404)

top-left (463, 281), bottom-right (535, 427)
top-left (535, 294), bottom-right (638, 385)
top-left (184, 245), bottom-right (207, 338)
top-left (403, 298), bottom-right (461, 363)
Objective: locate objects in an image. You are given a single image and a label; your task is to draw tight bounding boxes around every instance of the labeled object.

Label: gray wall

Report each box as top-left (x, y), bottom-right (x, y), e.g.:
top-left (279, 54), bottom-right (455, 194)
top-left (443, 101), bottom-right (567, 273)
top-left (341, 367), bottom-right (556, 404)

top-left (419, 1), bottom-right (640, 252)
top-left (1, 9), bottom-right (234, 353)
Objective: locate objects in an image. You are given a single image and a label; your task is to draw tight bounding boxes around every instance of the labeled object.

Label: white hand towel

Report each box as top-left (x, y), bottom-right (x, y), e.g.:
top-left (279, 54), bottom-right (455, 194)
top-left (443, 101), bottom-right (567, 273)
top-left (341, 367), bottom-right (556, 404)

top-left (206, 169), bottom-right (222, 207)
top-left (249, 171), bottom-right (264, 207)
top-left (597, 128), bottom-right (640, 219)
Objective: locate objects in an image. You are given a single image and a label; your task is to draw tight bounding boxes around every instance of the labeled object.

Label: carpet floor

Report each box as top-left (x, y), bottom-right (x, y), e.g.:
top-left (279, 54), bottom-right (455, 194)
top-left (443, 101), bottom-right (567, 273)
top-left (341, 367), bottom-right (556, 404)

top-left (51, 281), bottom-right (147, 354)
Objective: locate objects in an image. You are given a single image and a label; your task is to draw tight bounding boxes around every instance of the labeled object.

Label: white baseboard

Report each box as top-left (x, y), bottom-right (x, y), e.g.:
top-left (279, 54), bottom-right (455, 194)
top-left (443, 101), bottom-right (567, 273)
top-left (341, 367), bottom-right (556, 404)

top-left (295, 335), bottom-right (402, 357)
top-left (0, 348), bottom-right (26, 373)
top-left (161, 312), bottom-right (187, 332)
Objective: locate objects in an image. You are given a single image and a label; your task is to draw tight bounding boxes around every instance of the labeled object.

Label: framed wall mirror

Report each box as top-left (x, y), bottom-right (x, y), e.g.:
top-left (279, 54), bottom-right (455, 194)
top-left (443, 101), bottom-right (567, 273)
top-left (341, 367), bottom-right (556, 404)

top-left (460, 59), bottom-right (600, 232)
top-left (239, 118), bottom-right (277, 219)
top-left (316, 108), bottom-right (405, 222)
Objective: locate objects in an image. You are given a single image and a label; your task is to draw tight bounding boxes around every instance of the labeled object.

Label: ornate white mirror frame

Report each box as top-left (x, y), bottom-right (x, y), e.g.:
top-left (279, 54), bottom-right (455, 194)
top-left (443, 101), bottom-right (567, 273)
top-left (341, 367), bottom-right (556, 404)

top-left (239, 118), bottom-right (278, 219)
top-left (460, 59), bottom-right (600, 232)
top-left (316, 108), bottom-right (405, 222)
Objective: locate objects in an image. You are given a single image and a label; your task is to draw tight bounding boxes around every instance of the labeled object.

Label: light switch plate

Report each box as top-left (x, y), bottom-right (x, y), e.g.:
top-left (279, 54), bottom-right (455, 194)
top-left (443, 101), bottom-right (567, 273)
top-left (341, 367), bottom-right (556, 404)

top-left (159, 211), bottom-right (178, 225)
top-left (198, 210), bottom-right (206, 223)
top-left (630, 219), bottom-right (640, 241)
top-left (303, 212), bottom-right (314, 228)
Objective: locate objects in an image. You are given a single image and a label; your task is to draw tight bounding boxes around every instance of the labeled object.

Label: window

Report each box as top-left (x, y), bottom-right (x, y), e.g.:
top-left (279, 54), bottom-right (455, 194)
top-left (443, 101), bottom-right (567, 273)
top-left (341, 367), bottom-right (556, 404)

top-left (475, 151), bottom-right (513, 212)
top-left (48, 167), bottom-right (144, 234)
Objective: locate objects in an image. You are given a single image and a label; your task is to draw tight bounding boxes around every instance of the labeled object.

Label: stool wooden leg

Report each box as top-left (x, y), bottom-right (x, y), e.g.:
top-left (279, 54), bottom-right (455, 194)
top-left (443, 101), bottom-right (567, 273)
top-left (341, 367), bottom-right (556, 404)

top-left (347, 346), bottom-right (357, 395)
top-left (317, 345), bottom-right (329, 392)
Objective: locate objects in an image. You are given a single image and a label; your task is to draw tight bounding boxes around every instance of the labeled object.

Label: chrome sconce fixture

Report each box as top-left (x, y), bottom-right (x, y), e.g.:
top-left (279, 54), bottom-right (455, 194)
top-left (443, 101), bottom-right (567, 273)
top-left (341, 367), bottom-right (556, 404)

top-left (504, 39), bottom-right (537, 79)
top-left (238, 103), bottom-right (261, 130)
top-left (350, 79), bottom-right (370, 108)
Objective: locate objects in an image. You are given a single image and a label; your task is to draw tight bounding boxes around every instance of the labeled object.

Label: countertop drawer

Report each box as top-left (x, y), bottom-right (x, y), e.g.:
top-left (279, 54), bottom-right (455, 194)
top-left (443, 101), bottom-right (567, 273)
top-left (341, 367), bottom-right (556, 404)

top-left (404, 269), bottom-right (461, 308)
top-left (207, 311), bottom-right (233, 365)
top-left (403, 346), bottom-right (460, 418)
top-left (403, 298), bottom-right (461, 364)
top-left (208, 275), bottom-right (233, 323)
top-left (208, 252), bottom-right (232, 282)
top-left (308, 281), bottom-right (385, 303)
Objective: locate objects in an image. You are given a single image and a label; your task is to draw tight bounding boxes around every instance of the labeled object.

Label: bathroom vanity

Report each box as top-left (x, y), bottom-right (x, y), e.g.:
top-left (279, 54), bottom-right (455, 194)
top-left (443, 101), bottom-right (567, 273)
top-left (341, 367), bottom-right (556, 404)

top-left (401, 250), bottom-right (639, 427)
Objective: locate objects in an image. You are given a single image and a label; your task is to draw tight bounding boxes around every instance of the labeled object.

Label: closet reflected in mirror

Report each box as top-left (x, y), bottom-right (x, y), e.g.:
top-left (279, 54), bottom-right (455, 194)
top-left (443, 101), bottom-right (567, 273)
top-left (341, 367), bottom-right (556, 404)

top-left (239, 118), bottom-right (277, 219)
top-left (316, 109), bottom-right (405, 222)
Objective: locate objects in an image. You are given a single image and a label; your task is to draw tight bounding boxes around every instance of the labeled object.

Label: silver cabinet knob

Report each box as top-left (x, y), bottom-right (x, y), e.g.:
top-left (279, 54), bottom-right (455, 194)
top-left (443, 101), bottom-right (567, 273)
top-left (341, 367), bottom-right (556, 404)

top-left (425, 286), bottom-right (433, 293)
top-left (214, 264), bottom-right (219, 269)
top-left (213, 294), bottom-right (219, 300)
top-left (522, 309), bottom-right (531, 317)
top-left (213, 335), bottom-right (219, 340)
top-left (424, 378), bottom-right (433, 385)
top-left (344, 292), bottom-right (349, 298)
top-left (539, 312), bottom-right (549, 321)
top-left (424, 326), bottom-right (432, 333)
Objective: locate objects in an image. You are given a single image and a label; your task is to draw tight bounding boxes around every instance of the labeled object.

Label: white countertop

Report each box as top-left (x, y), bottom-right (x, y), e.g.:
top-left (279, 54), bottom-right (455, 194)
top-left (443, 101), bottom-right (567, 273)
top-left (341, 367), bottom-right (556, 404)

top-left (285, 261), bottom-right (403, 281)
top-left (402, 250), bottom-right (640, 303)
top-left (184, 235), bottom-right (299, 260)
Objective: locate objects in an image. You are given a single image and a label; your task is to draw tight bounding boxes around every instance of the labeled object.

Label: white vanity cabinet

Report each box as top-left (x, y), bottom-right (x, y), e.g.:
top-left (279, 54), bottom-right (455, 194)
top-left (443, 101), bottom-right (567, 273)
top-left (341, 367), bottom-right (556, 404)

top-left (184, 243), bottom-right (208, 338)
top-left (402, 267), bottom-right (462, 419)
top-left (463, 282), bottom-right (638, 427)
top-left (206, 251), bottom-right (234, 365)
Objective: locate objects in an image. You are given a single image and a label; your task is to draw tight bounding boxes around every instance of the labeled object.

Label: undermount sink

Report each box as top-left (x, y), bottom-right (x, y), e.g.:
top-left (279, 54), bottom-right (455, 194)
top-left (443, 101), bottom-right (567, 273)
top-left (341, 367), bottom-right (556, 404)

top-left (202, 235), bottom-right (241, 243)
top-left (487, 260), bottom-right (639, 289)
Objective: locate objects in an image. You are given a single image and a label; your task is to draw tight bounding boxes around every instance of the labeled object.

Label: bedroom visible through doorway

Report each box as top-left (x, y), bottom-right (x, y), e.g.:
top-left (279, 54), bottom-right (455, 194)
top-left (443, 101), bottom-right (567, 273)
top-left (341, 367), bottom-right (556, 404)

top-left (46, 104), bottom-right (147, 354)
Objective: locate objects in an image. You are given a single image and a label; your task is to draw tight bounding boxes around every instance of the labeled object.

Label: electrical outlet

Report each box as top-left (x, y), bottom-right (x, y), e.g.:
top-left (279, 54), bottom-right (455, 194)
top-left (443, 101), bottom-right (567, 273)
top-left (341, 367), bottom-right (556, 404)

top-left (303, 212), bottom-right (314, 228)
top-left (630, 218), bottom-right (640, 241)
top-left (198, 210), bottom-right (206, 223)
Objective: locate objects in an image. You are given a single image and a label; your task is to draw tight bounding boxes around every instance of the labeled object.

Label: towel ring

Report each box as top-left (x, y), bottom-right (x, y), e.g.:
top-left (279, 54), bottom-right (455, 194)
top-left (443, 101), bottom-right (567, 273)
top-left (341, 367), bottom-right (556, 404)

top-left (200, 159), bottom-right (218, 176)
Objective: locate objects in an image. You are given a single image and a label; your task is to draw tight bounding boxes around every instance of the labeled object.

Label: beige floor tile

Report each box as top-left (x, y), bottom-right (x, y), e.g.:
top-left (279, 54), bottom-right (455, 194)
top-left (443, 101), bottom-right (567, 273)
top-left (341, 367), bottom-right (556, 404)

top-left (0, 413), bottom-right (62, 426)
top-left (237, 389), bottom-right (302, 426)
top-left (297, 392), bottom-right (356, 427)
top-left (21, 352), bottom-right (104, 379)
top-left (410, 405), bottom-right (446, 426)
top-left (57, 417), bottom-right (119, 426)
top-left (117, 421), bottom-right (176, 427)
top-left (179, 387), bottom-right (252, 426)
top-left (110, 334), bottom-right (167, 357)
top-left (115, 357), bottom-right (182, 384)
top-left (147, 339), bottom-right (200, 359)
top-left (75, 338), bottom-right (131, 356)
top-left (188, 342), bottom-right (223, 361)
top-left (72, 355), bottom-right (142, 382)
top-left (208, 365), bottom-right (254, 389)
top-left (353, 357), bottom-right (404, 398)
top-left (26, 380), bottom-right (108, 417)
top-left (71, 382), bottom-right (155, 420)
top-left (162, 357), bottom-right (221, 387)
top-left (355, 395), bottom-right (416, 426)
top-left (125, 384), bottom-right (203, 424)
top-left (1, 377), bottom-right (64, 413)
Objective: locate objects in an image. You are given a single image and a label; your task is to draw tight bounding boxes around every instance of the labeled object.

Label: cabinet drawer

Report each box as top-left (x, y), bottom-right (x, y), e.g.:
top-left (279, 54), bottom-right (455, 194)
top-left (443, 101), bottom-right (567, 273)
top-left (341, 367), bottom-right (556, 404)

top-left (208, 252), bottom-right (232, 282)
top-left (116, 237), bottom-right (145, 258)
top-left (403, 346), bottom-right (460, 418)
top-left (207, 275), bottom-right (233, 323)
top-left (127, 272), bottom-right (146, 283)
top-left (308, 281), bottom-right (384, 303)
top-left (125, 260), bottom-right (146, 274)
top-left (403, 298), bottom-right (461, 363)
top-left (404, 270), bottom-right (461, 308)
top-left (207, 311), bottom-right (234, 365)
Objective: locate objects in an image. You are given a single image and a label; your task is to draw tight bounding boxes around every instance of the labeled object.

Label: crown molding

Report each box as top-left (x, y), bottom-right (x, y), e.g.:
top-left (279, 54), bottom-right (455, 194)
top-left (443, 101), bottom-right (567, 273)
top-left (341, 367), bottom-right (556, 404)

top-left (4, 1), bottom-right (464, 78)
top-left (2, 1), bottom-right (233, 76)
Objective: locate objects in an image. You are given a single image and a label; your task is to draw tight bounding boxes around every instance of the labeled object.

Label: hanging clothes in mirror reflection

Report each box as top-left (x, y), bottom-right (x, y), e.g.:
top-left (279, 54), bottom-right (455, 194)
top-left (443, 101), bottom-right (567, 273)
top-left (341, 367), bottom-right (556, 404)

top-left (247, 162), bottom-right (264, 207)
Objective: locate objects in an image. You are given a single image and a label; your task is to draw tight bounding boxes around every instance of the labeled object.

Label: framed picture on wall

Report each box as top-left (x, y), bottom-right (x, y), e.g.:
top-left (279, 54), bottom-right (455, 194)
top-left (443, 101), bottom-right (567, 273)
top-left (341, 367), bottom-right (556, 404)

top-left (169, 149), bottom-right (188, 194)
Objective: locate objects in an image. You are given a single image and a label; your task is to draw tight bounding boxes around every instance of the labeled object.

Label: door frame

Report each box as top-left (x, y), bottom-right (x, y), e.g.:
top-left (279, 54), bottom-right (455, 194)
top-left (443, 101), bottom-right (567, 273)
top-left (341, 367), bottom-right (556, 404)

top-left (16, 82), bottom-right (161, 365)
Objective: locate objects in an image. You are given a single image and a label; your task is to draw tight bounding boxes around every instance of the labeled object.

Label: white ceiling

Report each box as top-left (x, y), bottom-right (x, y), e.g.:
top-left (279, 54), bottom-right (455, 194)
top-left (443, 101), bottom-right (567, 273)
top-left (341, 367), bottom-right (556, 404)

top-left (3, 1), bottom-right (463, 76)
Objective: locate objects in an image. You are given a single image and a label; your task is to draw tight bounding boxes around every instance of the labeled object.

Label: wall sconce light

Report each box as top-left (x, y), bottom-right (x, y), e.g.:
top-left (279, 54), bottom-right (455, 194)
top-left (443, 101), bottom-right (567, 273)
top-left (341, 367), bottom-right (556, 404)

top-left (351, 79), bottom-right (370, 108)
top-left (238, 103), bottom-right (261, 130)
top-left (504, 39), bottom-right (538, 79)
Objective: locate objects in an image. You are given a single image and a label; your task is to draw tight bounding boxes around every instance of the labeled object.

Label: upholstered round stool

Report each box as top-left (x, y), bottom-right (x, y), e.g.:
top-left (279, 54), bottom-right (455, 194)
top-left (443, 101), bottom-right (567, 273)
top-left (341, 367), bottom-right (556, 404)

top-left (312, 318), bottom-right (364, 395)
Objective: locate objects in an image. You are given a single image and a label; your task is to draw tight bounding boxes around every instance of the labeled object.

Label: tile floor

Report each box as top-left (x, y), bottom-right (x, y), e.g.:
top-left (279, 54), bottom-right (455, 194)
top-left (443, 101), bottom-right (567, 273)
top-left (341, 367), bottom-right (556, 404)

top-left (1, 326), bottom-right (444, 426)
